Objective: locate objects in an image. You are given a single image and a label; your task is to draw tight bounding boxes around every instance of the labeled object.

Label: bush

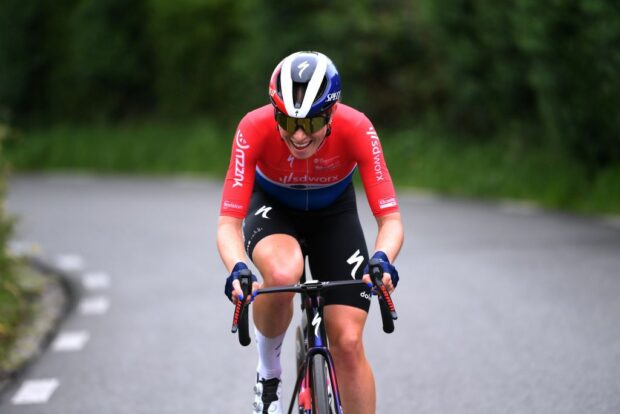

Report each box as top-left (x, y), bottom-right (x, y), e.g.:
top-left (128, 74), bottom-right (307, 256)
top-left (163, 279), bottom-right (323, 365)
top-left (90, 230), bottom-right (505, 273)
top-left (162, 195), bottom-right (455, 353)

top-left (0, 121), bottom-right (21, 361)
top-left (1, 0), bottom-right (618, 170)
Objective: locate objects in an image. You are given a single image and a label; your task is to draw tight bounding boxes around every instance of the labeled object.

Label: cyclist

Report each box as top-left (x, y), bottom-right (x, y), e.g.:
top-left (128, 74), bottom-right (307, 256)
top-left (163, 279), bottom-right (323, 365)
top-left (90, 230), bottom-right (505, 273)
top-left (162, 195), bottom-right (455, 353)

top-left (217, 51), bottom-right (403, 414)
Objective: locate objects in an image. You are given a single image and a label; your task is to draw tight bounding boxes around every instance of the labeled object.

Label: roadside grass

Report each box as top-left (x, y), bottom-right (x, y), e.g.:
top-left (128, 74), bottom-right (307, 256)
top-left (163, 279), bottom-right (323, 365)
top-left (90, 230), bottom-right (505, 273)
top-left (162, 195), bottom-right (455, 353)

top-left (381, 128), bottom-right (620, 214)
top-left (0, 269), bottom-right (24, 366)
top-left (0, 262), bottom-right (36, 375)
top-left (4, 120), bottom-right (620, 215)
top-left (5, 119), bottom-right (232, 176)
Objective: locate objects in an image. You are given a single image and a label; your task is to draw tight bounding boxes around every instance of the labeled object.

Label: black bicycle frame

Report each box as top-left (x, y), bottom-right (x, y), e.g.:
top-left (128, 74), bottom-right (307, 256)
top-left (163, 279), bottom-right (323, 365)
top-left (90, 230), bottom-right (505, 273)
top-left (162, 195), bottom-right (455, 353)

top-left (290, 285), bottom-right (343, 413)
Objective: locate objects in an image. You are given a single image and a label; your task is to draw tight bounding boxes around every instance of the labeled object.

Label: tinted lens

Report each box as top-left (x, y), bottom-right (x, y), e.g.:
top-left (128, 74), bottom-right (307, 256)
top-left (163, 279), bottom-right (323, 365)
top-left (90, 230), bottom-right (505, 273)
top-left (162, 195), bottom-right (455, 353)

top-left (275, 112), bottom-right (328, 133)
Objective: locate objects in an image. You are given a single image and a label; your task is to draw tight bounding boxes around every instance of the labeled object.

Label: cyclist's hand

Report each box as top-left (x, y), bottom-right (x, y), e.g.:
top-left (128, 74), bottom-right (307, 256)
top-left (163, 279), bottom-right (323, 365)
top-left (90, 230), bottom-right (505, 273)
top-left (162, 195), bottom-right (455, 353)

top-left (362, 251), bottom-right (399, 294)
top-left (362, 272), bottom-right (395, 294)
top-left (224, 262), bottom-right (258, 304)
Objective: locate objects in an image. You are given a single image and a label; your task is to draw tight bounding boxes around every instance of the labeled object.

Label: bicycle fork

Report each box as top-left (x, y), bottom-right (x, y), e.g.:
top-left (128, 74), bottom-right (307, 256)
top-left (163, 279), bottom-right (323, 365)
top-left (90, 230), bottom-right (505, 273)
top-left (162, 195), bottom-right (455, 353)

top-left (290, 347), bottom-right (342, 414)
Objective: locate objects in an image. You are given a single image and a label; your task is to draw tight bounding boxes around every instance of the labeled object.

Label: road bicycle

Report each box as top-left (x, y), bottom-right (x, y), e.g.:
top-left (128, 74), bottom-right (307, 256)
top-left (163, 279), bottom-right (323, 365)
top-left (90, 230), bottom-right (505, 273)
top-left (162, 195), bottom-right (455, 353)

top-left (231, 259), bottom-right (398, 414)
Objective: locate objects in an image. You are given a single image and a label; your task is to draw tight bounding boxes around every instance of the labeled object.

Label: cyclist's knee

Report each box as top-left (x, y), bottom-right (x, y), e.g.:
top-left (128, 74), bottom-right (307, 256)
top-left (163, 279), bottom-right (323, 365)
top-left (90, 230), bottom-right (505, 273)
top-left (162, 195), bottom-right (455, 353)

top-left (330, 332), bottom-right (365, 368)
top-left (265, 268), bottom-right (300, 287)
top-left (253, 235), bottom-right (304, 286)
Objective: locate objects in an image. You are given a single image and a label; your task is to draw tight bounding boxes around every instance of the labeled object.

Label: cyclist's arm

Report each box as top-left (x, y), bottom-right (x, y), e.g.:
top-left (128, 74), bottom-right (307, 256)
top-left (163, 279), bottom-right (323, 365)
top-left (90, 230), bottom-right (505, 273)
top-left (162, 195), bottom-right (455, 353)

top-left (217, 215), bottom-right (247, 273)
top-left (374, 211), bottom-right (403, 263)
top-left (217, 215), bottom-right (259, 303)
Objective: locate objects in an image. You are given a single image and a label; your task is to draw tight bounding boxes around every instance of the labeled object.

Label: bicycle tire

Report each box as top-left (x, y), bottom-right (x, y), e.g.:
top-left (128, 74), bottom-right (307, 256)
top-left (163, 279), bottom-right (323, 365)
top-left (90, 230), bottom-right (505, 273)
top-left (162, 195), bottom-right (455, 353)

top-left (296, 326), bottom-right (305, 373)
top-left (310, 354), bottom-right (333, 413)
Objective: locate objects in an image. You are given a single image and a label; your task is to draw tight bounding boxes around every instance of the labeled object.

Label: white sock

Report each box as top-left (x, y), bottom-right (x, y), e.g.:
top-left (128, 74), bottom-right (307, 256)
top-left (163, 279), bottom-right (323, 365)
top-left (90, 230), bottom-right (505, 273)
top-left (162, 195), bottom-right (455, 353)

top-left (255, 327), bottom-right (285, 380)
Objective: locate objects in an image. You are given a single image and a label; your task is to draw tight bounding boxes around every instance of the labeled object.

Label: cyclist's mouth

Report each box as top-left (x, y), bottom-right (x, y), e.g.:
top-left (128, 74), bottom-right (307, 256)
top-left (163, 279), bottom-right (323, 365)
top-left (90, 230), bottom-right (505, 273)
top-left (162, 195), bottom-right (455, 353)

top-left (290, 140), bottom-right (312, 150)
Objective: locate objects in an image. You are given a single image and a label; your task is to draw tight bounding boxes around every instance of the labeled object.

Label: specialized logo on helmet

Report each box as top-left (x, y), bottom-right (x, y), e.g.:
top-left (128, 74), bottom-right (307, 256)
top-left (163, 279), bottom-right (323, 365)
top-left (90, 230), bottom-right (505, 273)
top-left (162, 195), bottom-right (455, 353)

top-left (326, 91), bottom-right (341, 102)
top-left (297, 61), bottom-right (310, 78)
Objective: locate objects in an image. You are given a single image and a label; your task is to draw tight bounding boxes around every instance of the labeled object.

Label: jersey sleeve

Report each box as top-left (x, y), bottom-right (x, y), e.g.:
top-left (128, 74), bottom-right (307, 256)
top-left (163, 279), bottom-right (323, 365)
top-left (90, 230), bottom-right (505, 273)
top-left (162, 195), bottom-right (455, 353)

top-left (219, 115), bottom-right (260, 218)
top-left (351, 115), bottom-right (400, 217)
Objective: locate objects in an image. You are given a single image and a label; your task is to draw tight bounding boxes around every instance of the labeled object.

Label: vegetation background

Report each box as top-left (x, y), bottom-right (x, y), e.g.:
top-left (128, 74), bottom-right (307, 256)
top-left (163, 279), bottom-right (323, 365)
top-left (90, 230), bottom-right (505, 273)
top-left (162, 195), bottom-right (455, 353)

top-left (0, 1), bottom-right (619, 347)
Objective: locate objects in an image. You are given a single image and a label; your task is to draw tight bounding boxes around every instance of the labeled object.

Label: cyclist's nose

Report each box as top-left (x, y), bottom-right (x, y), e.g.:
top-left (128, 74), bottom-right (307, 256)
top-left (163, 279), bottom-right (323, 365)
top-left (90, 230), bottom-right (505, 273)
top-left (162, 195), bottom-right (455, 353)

top-left (292, 127), bottom-right (309, 140)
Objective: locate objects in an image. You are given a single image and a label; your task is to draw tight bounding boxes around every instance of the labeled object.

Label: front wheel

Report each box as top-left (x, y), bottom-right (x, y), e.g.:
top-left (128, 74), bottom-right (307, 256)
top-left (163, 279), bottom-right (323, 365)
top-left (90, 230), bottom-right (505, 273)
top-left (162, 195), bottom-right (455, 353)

top-left (310, 354), bottom-right (335, 413)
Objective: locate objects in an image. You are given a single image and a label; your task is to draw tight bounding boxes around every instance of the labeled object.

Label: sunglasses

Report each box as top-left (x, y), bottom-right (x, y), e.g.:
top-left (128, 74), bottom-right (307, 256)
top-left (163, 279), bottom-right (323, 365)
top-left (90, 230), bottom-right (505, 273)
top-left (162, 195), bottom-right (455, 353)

top-left (275, 111), bottom-right (330, 134)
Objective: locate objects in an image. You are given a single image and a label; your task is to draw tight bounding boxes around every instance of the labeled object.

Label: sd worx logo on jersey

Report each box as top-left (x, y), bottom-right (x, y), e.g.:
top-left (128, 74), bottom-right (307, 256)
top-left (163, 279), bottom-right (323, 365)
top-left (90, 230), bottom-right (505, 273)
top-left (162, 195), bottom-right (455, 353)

top-left (366, 127), bottom-right (384, 182)
top-left (233, 130), bottom-right (249, 188)
top-left (278, 173), bottom-right (339, 185)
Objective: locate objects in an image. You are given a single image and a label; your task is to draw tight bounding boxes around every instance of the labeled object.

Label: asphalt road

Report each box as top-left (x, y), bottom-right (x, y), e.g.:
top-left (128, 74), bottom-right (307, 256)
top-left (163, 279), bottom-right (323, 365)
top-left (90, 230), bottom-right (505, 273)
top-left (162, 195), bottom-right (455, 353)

top-left (1, 174), bottom-right (619, 413)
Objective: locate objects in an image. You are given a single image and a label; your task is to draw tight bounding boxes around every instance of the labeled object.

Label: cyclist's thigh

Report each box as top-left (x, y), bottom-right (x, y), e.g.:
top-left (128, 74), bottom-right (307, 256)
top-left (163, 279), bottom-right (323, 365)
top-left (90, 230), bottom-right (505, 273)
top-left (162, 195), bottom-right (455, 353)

top-left (244, 188), bottom-right (303, 285)
top-left (324, 304), bottom-right (368, 343)
top-left (305, 205), bottom-right (371, 311)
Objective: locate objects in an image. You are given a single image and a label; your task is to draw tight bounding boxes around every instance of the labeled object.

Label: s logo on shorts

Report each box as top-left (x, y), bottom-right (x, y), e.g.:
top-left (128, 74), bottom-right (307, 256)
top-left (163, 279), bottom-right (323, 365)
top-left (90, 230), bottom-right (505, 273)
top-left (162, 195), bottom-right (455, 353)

top-left (255, 205), bottom-right (272, 219)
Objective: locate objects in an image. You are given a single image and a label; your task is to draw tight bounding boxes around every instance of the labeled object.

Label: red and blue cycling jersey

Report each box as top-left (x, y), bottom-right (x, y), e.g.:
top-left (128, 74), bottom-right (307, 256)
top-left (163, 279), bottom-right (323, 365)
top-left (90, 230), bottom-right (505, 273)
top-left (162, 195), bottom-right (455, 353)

top-left (220, 104), bottom-right (399, 218)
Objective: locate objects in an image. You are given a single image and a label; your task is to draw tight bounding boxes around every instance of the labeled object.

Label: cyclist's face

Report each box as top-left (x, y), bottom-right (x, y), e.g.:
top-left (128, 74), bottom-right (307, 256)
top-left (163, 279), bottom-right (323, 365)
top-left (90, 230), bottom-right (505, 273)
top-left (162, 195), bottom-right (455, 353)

top-left (278, 124), bottom-right (328, 159)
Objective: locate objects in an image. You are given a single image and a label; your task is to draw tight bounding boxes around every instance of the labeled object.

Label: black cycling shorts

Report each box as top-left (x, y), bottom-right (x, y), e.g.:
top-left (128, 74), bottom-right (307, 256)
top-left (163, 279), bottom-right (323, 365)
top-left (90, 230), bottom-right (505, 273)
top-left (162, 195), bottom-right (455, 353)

top-left (243, 183), bottom-right (371, 312)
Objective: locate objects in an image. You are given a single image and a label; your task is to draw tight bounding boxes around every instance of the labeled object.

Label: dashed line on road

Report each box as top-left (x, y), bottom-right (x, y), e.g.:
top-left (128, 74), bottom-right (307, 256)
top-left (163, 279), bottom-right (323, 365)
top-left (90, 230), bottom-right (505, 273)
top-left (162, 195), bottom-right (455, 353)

top-left (54, 254), bottom-right (85, 272)
top-left (79, 296), bottom-right (110, 315)
top-left (11, 379), bottom-right (60, 405)
top-left (51, 331), bottom-right (90, 352)
top-left (82, 271), bottom-right (111, 290)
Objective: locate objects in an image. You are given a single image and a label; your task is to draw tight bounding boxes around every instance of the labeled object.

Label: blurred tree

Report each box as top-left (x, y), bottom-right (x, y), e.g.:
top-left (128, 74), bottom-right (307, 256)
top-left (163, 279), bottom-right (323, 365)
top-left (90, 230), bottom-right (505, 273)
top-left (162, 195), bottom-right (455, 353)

top-left (512, 0), bottom-right (620, 170)
top-left (0, 0), bottom-right (60, 123)
top-left (1, 0), bottom-right (618, 169)
top-left (60, 0), bottom-right (154, 121)
top-left (147, 0), bottom-right (253, 119)
top-left (0, 121), bottom-right (14, 284)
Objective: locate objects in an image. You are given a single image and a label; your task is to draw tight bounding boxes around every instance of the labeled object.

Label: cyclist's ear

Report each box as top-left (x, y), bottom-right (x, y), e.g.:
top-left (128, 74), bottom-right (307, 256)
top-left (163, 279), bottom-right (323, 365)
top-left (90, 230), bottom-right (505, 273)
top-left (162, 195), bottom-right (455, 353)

top-left (330, 103), bottom-right (338, 116)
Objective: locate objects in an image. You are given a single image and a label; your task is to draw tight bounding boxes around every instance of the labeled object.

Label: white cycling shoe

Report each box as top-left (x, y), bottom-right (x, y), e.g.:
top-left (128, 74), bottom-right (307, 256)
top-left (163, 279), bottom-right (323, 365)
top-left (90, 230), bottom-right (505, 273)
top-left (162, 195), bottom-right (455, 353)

top-left (253, 377), bottom-right (283, 414)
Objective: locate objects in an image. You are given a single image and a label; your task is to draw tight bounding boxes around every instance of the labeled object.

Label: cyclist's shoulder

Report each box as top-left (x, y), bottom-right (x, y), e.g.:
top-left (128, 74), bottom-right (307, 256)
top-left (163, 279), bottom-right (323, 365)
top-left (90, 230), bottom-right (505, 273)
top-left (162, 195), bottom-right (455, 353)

top-left (332, 103), bottom-right (373, 131)
top-left (333, 103), bottom-right (366, 121)
top-left (240, 104), bottom-right (273, 126)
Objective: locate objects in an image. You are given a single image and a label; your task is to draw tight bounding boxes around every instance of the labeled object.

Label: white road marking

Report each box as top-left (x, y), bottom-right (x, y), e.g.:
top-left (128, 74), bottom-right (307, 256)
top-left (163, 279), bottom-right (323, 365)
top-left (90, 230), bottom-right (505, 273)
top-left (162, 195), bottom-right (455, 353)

top-left (54, 254), bottom-right (85, 272)
top-left (79, 296), bottom-right (110, 315)
top-left (11, 379), bottom-right (60, 405)
top-left (51, 331), bottom-right (90, 352)
top-left (82, 271), bottom-right (111, 290)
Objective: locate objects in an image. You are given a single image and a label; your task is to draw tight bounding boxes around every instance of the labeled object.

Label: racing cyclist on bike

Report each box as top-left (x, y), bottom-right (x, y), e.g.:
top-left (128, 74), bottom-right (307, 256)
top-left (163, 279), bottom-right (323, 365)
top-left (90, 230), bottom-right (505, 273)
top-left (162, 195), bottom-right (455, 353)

top-left (217, 51), bottom-right (404, 414)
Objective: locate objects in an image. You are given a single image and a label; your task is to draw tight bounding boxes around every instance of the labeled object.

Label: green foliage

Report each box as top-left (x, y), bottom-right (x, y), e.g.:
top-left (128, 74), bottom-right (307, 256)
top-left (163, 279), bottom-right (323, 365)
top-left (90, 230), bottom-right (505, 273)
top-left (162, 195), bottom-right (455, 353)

top-left (1, 0), bottom-right (619, 171)
top-left (61, 0), bottom-right (155, 120)
top-left (5, 121), bottom-right (620, 214)
top-left (422, 0), bottom-right (620, 169)
top-left (4, 120), bottom-right (231, 175)
top-left (0, 121), bottom-right (21, 362)
top-left (0, 122), bottom-right (14, 288)
top-left (146, 0), bottom-right (252, 117)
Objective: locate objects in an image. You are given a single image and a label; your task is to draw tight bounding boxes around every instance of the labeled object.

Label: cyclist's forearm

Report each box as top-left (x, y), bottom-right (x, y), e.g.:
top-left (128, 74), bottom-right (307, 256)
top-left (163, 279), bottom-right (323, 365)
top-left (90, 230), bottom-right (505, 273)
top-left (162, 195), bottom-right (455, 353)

top-left (373, 212), bottom-right (404, 262)
top-left (217, 215), bottom-right (248, 272)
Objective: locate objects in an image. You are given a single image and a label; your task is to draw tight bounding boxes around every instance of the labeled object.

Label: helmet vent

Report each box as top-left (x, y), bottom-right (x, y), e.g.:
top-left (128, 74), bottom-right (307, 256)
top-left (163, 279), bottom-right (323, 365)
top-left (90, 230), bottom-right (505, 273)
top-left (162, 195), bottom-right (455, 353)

top-left (293, 82), bottom-right (307, 109)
